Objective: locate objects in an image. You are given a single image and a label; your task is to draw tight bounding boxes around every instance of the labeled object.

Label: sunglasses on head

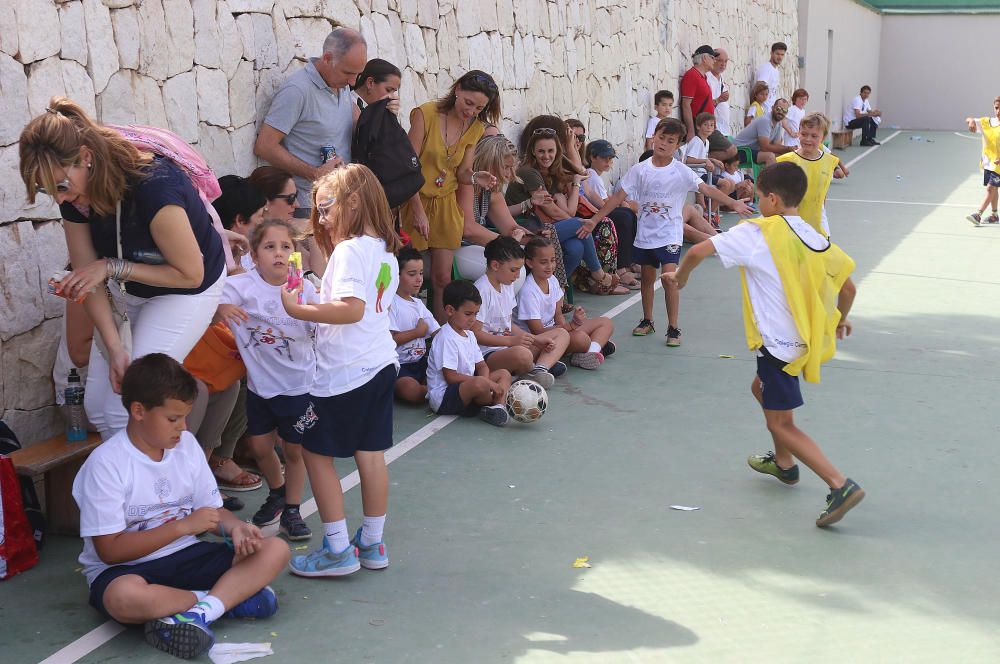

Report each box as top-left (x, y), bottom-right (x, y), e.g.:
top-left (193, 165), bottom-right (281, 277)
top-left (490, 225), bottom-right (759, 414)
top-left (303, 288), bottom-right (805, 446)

top-left (271, 192), bottom-right (298, 205)
top-left (532, 128), bottom-right (558, 137)
top-left (463, 73), bottom-right (498, 95)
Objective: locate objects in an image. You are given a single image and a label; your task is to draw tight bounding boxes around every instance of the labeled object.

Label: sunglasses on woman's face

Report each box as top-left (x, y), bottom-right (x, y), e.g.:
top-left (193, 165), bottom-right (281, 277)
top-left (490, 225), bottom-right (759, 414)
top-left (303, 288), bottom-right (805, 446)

top-left (532, 128), bottom-right (558, 137)
top-left (272, 192), bottom-right (298, 205)
top-left (316, 196), bottom-right (337, 221)
top-left (36, 177), bottom-right (72, 195)
top-left (574, 133), bottom-right (586, 143)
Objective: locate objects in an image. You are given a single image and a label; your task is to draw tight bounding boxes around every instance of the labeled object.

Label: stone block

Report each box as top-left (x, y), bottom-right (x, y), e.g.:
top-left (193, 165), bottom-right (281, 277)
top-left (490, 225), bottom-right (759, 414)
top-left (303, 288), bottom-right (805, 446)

top-left (403, 22), bottom-right (426, 73)
top-left (231, 122), bottom-right (258, 176)
top-left (27, 58), bottom-right (66, 121)
top-left (34, 221), bottom-right (69, 320)
top-left (16, 0), bottom-right (61, 64)
top-left (59, 2), bottom-right (88, 66)
top-left (0, 406), bottom-right (64, 447)
top-left (369, 12), bottom-right (393, 63)
top-left (101, 0), bottom-right (135, 7)
top-left (60, 60), bottom-right (98, 118)
top-left (133, 74), bottom-right (168, 128)
top-left (387, 12), bottom-right (407, 70)
top-left (237, 12), bottom-right (278, 70)
top-left (272, 7), bottom-right (296, 72)
top-left (0, 221), bottom-right (45, 341)
top-left (217, 1), bottom-right (244, 79)
top-left (162, 71), bottom-right (199, 142)
top-left (163, 0), bottom-right (195, 78)
top-left (196, 66), bottom-right (231, 127)
top-left (320, 0), bottom-right (360, 27)
top-left (83, 0), bottom-right (121, 93)
top-left (416, 0), bottom-right (438, 29)
top-left (497, 0), bottom-right (514, 35)
top-left (112, 6), bottom-right (141, 70)
top-left (0, 2), bottom-right (18, 57)
top-left (137, 0), bottom-right (169, 81)
top-left (422, 27), bottom-right (438, 73)
top-left (501, 37), bottom-right (514, 89)
top-left (287, 17), bottom-right (332, 62)
top-left (192, 0), bottom-right (221, 68)
top-left (467, 33), bottom-right (491, 75)
top-left (436, 11), bottom-right (457, 75)
top-left (97, 69), bottom-right (136, 125)
top-left (229, 59), bottom-right (256, 128)
top-left (197, 122), bottom-right (235, 176)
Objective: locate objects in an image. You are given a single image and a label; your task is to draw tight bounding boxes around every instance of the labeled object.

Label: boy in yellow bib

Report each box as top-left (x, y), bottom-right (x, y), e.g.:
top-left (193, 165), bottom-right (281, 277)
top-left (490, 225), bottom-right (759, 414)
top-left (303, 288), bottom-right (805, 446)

top-left (666, 162), bottom-right (864, 527)
top-left (965, 96), bottom-right (1000, 225)
top-left (776, 112), bottom-right (847, 236)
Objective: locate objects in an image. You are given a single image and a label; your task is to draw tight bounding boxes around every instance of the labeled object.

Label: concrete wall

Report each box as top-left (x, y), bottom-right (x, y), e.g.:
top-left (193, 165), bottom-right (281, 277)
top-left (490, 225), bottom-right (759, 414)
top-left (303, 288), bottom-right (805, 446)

top-left (878, 13), bottom-right (1000, 130)
top-left (798, 0), bottom-right (881, 129)
top-left (0, 0), bottom-right (798, 444)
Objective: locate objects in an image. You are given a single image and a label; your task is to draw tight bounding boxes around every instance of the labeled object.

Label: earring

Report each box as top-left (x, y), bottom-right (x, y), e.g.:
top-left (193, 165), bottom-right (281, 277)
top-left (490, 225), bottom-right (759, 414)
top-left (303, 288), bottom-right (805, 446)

top-left (87, 162), bottom-right (92, 168)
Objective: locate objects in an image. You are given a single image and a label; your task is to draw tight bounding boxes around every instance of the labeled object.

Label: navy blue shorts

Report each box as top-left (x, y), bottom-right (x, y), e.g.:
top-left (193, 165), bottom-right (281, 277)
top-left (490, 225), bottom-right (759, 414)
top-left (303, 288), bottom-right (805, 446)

top-left (89, 541), bottom-right (234, 619)
top-left (633, 244), bottom-right (681, 268)
top-left (246, 390), bottom-right (314, 444)
top-left (701, 172), bottom-right (723, 186)
top-left (397, 356), bottom-right (428, 384)
top-left (756, 352), bottom-right (804, 411)
top-left (299, 364), bottom-right (396, 458)
top-left (984, 170), bottom-right (1000, 187)
top-left (435, 383), bottom-right (480, 417)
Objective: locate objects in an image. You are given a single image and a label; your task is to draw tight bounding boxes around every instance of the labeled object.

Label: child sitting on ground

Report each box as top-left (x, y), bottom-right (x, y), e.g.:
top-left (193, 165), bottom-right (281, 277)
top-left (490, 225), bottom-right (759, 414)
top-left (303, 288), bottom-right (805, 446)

top-left (645, 90), bottom-right (675, 151)
top-left (776, 112), bottom-right (846, 236)
top-left (389, 246), bottom-right (440, 404)
top-left (427, 279), bottom-right (513, 427)
top-left (665, 162), bottom-right (864, 527)
top-left (473, 236), bottom-right (570, 388)
top-left (215, 218), bottom-right (317, 541)
top-left (721, 154), bottom-right (756, 202)
top-left (591, 118), bottom-right (751, 346)
top-left (72, 354), bottom-right (289, 660)
top-left (517, 237), bottom-right (615, 370)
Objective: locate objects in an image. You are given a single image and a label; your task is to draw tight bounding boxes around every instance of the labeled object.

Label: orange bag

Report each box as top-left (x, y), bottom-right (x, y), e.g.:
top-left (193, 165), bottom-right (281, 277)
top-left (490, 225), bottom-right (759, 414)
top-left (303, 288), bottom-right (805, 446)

top-left (183, 323), bottom-right (246, 393)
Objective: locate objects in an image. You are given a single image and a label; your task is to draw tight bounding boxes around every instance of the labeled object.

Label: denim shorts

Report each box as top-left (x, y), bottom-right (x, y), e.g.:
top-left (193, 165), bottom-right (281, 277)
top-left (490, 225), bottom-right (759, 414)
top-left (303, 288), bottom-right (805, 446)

top-left (633, 244), bottom-right (681, 268)
top-left (756, 351), bottom-right (804, 411)
top-left (246, 390), bottom-right (314, 444)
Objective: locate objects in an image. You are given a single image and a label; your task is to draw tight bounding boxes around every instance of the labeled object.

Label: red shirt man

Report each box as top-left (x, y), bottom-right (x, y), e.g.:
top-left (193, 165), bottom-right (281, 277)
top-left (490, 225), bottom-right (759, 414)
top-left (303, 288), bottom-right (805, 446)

top-left (680, 44), bottom-right (735, 160)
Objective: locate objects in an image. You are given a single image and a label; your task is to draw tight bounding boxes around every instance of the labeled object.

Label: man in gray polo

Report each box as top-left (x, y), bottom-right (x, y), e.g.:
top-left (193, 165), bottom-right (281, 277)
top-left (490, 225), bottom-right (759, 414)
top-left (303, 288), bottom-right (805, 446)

top-left (255, 28), bottom-right (368, 216)
top-left (732, 98), bottom-right (794, 167)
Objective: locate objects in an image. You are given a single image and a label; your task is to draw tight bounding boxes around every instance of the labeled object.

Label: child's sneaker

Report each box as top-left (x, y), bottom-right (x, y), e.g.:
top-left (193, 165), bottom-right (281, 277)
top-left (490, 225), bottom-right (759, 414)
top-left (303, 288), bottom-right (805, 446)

top-left (601, 340), bottom-right (616, 357)
top-left (968, 212), bottom-right (983, 226)
top-left (747, 451), bottom-right (800, 485)
top-left (816, 478), bottom-right (865, 527)
top-left (144, 611), bottom-right (215, 659)
top-left (280, 506), bottom-right (312, 541)
top-left (351, 528), bottom-right (389, 570)
top-left (478, 404), bottom-right (509, 427)
top-left (988, 213), bottom-right (1000, 224)
top-left (665, 327), bottom-right (682, 347)
top-left (251, 491), bottom-right (285, 527)
top-left (524, 367), bottom-right (556, 388)
top-left (549, 361), bottom-right (568, 377)
top-left (224, 586), bottom-right (279, 619)
top-left (288, 537), bottom-right (361, 577)
top-left (632, 319), bottom-right (655, 336)
top-left (570, 351), bottom-right (604, 370)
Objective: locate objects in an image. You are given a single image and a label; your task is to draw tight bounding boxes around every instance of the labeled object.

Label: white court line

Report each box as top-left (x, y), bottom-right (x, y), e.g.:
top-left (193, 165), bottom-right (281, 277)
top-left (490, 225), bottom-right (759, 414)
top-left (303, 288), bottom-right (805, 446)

top-left (842, 130), bottom-right (901, 169)
top-left (43, 283), bottom-right (653, 664)
top-left (827, 198), bottom-right (969, 209)
top-left (954, 132), bottom-right (978, 140)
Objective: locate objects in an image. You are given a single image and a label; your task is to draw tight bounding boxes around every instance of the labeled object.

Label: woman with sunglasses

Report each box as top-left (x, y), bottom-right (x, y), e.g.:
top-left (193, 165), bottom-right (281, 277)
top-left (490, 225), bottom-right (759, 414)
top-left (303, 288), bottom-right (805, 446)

top-left (214, 175), bottom-right (267, 272)
top-left (18, 97), bottom-right (225, 438)
top-left (401, 70), bottom-right (502, 322)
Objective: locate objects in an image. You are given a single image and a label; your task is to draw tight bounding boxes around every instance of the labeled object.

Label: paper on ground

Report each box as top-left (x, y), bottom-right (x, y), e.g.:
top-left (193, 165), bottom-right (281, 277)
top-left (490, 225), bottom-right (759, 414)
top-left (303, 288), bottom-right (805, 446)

top-left (208, 642), bottom-right (273, 663)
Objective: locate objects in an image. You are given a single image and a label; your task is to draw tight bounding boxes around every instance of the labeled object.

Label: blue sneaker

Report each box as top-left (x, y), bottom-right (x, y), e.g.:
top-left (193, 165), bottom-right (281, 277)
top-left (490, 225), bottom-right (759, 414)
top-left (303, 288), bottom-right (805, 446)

top-left (144, 611), bottom-right (215, 659)
top-left (224, 585), bottom-right (278, 619)
top-left (351, 528), bottom-right (389, 570)
top-left (288, 537), bottom-right (360, 577)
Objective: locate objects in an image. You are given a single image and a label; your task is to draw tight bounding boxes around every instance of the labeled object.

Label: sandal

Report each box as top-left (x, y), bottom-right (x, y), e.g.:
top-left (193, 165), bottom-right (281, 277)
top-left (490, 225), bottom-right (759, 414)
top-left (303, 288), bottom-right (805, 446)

top-left (617, 271), bottom-right (641, 290)
top-left (588, 272), bottom-right (620, 295)
top-left (210, 456), bottom-right (263, 492)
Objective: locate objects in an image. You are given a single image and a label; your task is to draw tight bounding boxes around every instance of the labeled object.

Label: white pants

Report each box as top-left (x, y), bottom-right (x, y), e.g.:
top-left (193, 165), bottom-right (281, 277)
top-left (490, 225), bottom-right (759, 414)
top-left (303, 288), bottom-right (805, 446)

top-left (85, 271), bottom-right (225, 438)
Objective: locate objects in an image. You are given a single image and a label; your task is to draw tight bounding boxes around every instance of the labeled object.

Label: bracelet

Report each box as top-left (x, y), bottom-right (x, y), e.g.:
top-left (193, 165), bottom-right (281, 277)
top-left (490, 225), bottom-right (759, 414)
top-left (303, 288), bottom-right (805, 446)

top-left (470, 171), bottom-right (478, 186)
top-left (106, 257), bottom-right (135, 282)
top-left (521, 199), bottom-right (529, 214)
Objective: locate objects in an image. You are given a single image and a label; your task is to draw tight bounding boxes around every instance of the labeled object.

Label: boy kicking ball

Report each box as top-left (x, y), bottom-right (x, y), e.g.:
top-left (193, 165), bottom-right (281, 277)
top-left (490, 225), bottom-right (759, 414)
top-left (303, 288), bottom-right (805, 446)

top-left (665, 162), bottom-right (865, 527)
top-left (73, 354), bottom-right (289, 659)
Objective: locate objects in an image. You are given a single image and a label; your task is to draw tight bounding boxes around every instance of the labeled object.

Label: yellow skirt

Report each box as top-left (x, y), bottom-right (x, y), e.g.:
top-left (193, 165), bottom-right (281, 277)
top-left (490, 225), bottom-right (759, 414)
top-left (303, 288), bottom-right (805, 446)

top-left (402, 193), bottom-right (464, 251)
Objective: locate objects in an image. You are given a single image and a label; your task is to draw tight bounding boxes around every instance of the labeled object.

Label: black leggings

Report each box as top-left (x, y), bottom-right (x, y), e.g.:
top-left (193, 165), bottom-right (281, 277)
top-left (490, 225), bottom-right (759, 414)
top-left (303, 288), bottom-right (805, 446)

top-left (606, 207), bottom-right (637, 268)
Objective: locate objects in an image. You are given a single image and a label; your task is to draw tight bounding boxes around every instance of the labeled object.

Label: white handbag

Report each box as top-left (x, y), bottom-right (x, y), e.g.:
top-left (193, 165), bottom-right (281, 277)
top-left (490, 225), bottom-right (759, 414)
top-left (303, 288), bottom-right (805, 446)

top-left (94, 202), bottom-right (134, 362)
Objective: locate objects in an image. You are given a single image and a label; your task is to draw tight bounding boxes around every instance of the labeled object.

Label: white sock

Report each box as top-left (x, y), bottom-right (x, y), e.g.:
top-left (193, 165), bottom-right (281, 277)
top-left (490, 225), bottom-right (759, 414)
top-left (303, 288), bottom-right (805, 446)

top-left (191, 590), bottom-right (209, 602)
top-left (360, 514), bottom-right (386, 546)
top-left (532, 364), bottom-right (547, 372)
top-left (187, 594), bottom-right (225, 624)
top-left (588, 342), bottom-right (601, 353)
top-left (323, 519), bottom-right (350, 552)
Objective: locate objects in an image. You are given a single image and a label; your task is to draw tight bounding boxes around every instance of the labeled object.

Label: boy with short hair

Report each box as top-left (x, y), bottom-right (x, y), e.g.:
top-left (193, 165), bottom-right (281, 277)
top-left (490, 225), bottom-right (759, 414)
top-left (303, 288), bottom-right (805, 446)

top-left (644, 90), bottom-right (675, 150)
top-left (72, 354), bottom-right (290, 659)
top-left (427, 280), bottom-right (513, 427)
top-left (665, 162), bottom-right (865, 527)
top-left (721, 154), bottom-right (756, 201)
top-left (776, 112), bottom-right (847, 236)
top-left (593, 118), bottom-right (751, 346)
top-left (685, 112), bottom-right (737, 225)
top-left (389, 246), bottom-right (440, 403)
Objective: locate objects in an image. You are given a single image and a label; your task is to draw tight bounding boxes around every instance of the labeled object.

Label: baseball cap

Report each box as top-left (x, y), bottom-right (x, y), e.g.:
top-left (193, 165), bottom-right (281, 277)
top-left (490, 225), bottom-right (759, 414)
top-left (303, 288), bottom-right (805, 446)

top-left (693, 45), bottom-right (719, 57)
top-left (586, 139), bottom-right (617, 159)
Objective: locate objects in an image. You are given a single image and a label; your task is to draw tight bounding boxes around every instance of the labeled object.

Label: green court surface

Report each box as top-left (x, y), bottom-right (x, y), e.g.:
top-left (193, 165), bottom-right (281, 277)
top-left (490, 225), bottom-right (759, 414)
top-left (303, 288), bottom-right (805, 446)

top-left (4, 131), bottom-right (1000, 663)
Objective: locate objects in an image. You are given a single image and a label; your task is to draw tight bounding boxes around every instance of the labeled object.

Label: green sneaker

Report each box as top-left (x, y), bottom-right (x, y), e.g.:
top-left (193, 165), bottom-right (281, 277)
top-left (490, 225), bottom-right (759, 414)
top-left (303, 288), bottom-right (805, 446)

top-left (747, 451), bottom-right (800, 485)
top-left (632, 319), bottom-right (655, 336)
top-left (816, 478), bottom-right (865, 527)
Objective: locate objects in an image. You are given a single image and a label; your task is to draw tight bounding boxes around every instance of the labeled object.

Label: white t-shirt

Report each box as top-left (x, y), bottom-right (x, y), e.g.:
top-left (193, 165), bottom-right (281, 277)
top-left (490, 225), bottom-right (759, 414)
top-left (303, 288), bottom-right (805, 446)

top-left (721, 169), bottom-right (745, 185)
top-left (388, 293), bottom-right (439, 364)
top-left (239, 252), bottom-right (255, 272)
top-left (474, 274), bottom-right (518, 354)
top-left (844, 95), bottom-right (871, 126)
top-left (312, 236), bottom-right (400, 397)
top-left (73, 430), bottom-right (222, 586)
top-left (710, 216), bottom-right (830, 363)
top-left (617, 158), bottom-right (703, 249)
top-left (707, 71), bottom-right (730, 133)
top-left (582, 168), bottom-right (609, 205)
top-left (645, 116), bottom-right (662, 138)
top-left (220, 269), bottom-right (318, 399)
top-left (685, 135), bottom-right (710, 174)
top-left (426, 322), bottom-right (484, 412)
top-left (515, 275), bottom-right (563, 330)
top-left (755, 60), bottom-right (780, 112)
top-left (785, 105), bottom-right (804, 147)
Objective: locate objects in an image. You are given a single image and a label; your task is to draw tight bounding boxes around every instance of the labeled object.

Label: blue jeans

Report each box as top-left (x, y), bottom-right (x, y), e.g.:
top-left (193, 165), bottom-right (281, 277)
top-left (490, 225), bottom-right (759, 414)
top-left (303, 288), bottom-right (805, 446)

top-left (553, 217), bottom-right (601, 272)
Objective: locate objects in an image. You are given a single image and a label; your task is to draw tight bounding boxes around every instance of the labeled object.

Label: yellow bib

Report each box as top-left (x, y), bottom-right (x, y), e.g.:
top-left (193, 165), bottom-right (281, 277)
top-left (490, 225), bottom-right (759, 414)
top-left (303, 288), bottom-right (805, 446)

top-left (776, 151), bottom-right (839, 236)
top-left (978, 117), bottom-right (1000, 174)
top-left (739, 216), bottom-right (855, 383)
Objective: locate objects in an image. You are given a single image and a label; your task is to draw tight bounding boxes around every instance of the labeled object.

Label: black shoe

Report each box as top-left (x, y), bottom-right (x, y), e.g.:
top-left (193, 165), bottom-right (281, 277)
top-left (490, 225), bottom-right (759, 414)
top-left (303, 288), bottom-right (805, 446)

top-left (860, 139), bottom-right (876, 146)
top-left (601, 340), bottom-right (617, 357)
top-left (816, 478), bottom-right (866, 527)
top-left (280, 506), bottom-right (312, 541)
top-left (252, 491), bottom-right (286, 526)
top-left (222, 495), bottom-right (244, 511)
top-left (869, 139), bottom-right (880, 145)
top-left (550, 361), bottom-right (568, 377)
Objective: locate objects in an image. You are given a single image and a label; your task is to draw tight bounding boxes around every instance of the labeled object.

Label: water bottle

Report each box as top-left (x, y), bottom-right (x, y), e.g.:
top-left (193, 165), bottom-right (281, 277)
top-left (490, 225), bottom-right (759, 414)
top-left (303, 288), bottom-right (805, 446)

top-left (65, 369), bottom-right (87, 442)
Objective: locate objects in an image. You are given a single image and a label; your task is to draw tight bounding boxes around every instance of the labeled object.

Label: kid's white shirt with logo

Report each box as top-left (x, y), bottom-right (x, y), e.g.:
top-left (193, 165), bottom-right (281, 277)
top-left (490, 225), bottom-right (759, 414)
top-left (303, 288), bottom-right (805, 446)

top-left (685, 136), bottom-right (710, 175)
top-left (426, 323), bottom-right (484, 412)
top-left (73, 430), bottom-right (223, 586)
top-left (515, 275), bottom-right (563, 331)
top-left (388, 293), bottom-right (440, 364)
top-left (617, 158), bottom-right (703, 249)
top-left (312, 236), bottom-right (400, 397)
top-left (710, 216), bottom-right (830, 363)
top-left (221, 269), bottom-right (318, 399)
top-left (474, 274), bottom-right (519, 354)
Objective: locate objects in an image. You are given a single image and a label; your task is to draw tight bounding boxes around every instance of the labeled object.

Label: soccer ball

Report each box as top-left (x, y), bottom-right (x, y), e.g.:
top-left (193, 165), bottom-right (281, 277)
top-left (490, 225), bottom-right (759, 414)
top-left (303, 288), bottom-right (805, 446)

top-left (506, 379), bottom-right (548, 423)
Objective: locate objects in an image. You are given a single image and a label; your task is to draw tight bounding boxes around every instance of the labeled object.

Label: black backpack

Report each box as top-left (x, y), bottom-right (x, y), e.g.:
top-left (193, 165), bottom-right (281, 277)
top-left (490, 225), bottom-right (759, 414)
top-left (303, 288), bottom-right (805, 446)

top-left (352, 98), bottom-right (425, 209)
top-left (0, 421), bottom-right (46, 550)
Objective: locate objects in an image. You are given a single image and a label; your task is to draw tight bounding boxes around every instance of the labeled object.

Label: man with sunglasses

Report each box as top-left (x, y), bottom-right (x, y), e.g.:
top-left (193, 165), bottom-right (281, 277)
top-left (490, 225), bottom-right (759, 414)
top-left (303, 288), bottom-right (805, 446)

top-left (255, 28), bottom-right (367, 220)
top-left (732, 98), bottom-right (795, 168)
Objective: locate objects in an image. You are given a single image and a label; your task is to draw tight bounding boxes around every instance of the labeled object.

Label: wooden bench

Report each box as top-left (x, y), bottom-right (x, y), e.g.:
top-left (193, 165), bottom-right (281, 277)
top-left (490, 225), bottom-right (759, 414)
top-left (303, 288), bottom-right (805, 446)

top-left (10, 432), bottom-right (102, 534)
top-left (831, 129), bottom-right (859, 149)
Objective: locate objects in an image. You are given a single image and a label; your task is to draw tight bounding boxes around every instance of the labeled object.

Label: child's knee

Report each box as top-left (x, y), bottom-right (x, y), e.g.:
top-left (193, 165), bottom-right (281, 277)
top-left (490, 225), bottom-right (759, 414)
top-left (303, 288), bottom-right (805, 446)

top-left (510, 346), bottom-right (534, 371)
top-left (493, 368), bottom-right (512, 382)
top-left (282, 441), bottom-right (302, 463)
top-left (102, 578), bottom-right (148, 622)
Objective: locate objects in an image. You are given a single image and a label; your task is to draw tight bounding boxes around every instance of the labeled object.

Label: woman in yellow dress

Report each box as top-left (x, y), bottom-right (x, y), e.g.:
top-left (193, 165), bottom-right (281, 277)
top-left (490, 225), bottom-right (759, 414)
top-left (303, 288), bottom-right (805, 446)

top-left (403, 70), bottom-right (501, 321)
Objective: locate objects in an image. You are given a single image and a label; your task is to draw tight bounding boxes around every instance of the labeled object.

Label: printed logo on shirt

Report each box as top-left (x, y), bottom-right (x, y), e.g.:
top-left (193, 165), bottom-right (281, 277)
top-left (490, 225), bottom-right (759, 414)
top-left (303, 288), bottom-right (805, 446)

top-left (245, 324), bottom-right (298, 360)
top-left (641, 200), bottom-right (673, 221)
top-left (293, 402), bottom-right (319, 434)
top-left (154, 477), bottom-right (171, 500)
top-left (375, 262), bottom-right (392, 313)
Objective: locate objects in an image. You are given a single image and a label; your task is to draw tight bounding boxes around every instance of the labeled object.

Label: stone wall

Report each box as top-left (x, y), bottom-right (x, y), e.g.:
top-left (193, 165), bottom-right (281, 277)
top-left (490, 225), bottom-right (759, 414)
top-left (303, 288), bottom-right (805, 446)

top-left (0, 0), bottom-right (797, 444)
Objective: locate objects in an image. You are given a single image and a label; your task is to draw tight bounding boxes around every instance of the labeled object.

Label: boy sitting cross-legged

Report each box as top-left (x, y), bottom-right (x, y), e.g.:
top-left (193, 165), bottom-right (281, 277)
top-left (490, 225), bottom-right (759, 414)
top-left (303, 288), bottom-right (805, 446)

top-left (389, 246), bottom-right (440, 404)
top-left (72, 354), bottom-right (290, 659)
